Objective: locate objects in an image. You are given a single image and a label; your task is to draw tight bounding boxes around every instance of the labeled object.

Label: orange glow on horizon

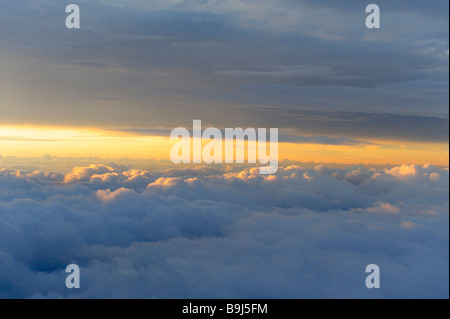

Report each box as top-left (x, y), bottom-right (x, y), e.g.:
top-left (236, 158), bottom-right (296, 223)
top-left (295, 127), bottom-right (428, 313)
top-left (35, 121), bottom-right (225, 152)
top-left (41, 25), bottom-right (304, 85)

top-left (0, 125), bottom-right (448, 166)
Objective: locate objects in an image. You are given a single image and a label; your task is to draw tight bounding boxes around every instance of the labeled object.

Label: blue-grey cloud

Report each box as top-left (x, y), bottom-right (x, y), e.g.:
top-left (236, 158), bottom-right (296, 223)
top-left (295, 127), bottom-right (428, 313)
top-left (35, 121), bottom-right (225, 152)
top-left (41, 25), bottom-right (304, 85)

top-left (0, 161), bottom-right (448, 298)
top-left (0, 0), bottom-right (447, 143)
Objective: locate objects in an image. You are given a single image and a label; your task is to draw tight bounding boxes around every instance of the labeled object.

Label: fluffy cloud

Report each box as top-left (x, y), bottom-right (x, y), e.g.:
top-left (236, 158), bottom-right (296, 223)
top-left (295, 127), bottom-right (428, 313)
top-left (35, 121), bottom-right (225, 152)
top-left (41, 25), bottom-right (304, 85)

top-left (0, 162), bottom-right (448, 298)
top-left (64, 164), bottom-right (114, 183)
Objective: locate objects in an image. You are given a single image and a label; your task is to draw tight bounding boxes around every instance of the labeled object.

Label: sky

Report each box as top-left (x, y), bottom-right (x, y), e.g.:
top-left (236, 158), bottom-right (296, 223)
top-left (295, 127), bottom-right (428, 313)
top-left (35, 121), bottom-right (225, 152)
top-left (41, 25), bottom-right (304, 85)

top-left (0, 0), bottom-right (448, 164)
top-left (0, 0), bottom-right (449, 299)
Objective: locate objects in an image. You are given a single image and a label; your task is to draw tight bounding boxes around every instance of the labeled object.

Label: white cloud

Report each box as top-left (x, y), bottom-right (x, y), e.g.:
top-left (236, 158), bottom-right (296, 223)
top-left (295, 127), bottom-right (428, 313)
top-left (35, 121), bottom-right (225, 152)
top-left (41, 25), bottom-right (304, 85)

top-left (386, 164), bottom-right (417, 177)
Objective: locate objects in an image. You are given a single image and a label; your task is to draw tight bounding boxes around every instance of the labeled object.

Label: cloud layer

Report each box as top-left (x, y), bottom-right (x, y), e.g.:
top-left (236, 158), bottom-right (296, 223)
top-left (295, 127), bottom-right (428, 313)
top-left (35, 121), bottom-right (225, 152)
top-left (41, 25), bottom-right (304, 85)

top-left (0, 162), bottom-right (448, 298)
top-left (0, 0), bottom-right (448, 142)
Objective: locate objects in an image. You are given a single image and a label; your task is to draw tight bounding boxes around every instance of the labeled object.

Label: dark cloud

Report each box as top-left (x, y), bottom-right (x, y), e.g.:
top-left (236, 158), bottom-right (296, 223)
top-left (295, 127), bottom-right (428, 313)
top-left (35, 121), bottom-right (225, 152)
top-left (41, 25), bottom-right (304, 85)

top-left (0, 0), bottom-right (447, 143)
top-left (112, 127), bottom-right (374, 145)
top-left (61, 62), bottom-right (110, 69)
top-left (265, 110), bottom-right (449, 143)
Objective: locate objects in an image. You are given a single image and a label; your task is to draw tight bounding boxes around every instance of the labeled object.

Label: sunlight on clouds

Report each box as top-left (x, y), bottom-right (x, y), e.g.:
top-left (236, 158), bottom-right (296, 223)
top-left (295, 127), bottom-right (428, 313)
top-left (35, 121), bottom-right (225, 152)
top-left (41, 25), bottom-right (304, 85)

top-left (1, 125), bottom-right (448, 166)
top-left (278, 141), bottom-right (449, 166)
top-left (0, 125), bottom-right (171, 159)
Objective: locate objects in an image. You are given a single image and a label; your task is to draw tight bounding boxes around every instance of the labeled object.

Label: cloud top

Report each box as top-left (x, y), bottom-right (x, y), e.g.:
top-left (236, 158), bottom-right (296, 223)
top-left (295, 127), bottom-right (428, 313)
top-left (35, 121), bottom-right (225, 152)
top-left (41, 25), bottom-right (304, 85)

top-left (0, 162), bottom-right (448, 298)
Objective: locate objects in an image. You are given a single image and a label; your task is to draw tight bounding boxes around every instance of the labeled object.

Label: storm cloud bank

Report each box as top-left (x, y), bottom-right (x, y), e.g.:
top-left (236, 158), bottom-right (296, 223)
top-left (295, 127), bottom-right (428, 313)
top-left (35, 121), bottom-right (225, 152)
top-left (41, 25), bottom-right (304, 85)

top-left (0, 163), bottom-right (448, 298)
top-left (0, 0), bottom-right (448, 142)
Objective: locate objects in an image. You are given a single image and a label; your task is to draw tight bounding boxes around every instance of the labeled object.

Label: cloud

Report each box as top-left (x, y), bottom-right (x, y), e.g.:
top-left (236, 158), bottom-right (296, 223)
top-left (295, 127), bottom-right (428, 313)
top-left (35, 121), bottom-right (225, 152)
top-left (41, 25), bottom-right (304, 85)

top-left (112, 126), bottom-right (374, 146)
top-left (0, 0), bottom-right (447, 141)
top-left (61, 62), bottom-right (110, 69)
top-left (0, 161), bottom-right (448, 298)
top-left (352, 201), bottom-right (401, 215)
top-left (64, 164), bottom-right (114, 183)
top-left (216, 64), bottom-right (364, 86)
top-left (386, 164), bottom-right (417, 177)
